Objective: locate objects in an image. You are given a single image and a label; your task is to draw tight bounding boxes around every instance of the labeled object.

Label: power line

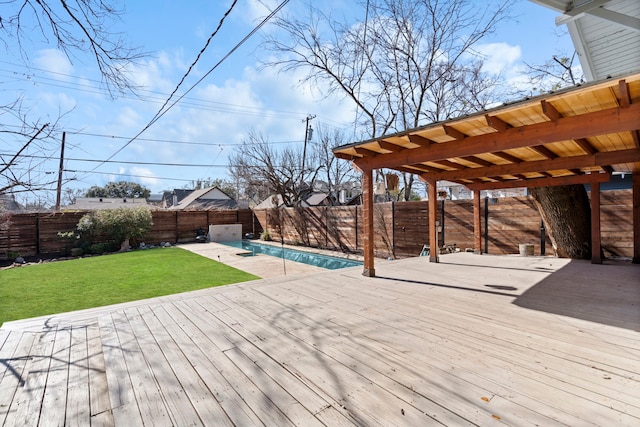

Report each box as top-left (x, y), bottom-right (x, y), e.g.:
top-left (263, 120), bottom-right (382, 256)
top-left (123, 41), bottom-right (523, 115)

top-left (153, 0), bottom-right (238, 125)
top-left (64, 170), bottom-right (197, 183)
top-left (93, 0), bottom-right (292, 171)
top-left (0, 152), bottom-right (228, 168)
top-left (65, 131), bottom-right (303, 146)
top-left (0, 67), bottom-right (305, 121)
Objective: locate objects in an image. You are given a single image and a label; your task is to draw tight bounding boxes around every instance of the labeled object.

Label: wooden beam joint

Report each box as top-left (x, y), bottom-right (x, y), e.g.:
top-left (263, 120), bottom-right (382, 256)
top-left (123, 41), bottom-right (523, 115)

top-left (541, 100), bottom-right (561, 121)
top-left (377, 140), bottom-right (405, 152)
top-left (485, 114), bottom-right (511, 131)
top-left (618, 79), bottom-right (631, 108)
top-left (408, 134), bottom-right (435, 147)
top-left (443, 125), bottom-right (466, 140)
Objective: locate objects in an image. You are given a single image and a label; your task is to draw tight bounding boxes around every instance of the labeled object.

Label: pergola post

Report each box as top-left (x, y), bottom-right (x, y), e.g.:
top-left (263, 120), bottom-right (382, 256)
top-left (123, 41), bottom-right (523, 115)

top-left (427, 179), bottom-right (439, 263)
top-left (362, 168), bottom-right (375, 277)
top-left (473, 190), bottom-right (482, 254)
top-left (633, 173), bottom-right (640, 264)
top-left (590, 181), bottom-right (602, 264)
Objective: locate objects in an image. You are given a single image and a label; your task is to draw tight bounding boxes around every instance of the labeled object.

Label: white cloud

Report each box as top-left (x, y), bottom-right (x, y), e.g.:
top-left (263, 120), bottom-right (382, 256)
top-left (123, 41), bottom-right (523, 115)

top-left (244, 0), bottom-right (280, 24)
top-left (114, 106), bottom-right (142, 129)
top-left (130, 167), bottom-right (159, 186)
top-left (34, 49), bottom-right (73, 78)
top-left (475, 43), bottom-right (522, 75)
top-left (38, 92), bottom-right (77, 113)
top-left (124, 52), bottom-right (178, 94)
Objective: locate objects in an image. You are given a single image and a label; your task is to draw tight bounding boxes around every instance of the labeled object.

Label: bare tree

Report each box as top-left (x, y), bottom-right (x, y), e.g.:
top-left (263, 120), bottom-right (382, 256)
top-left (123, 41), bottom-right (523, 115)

top-left (262, 0), bottom-right (514, 200)
top-left (523, 52), bottom-right (583, 95)
top-left (1, 0), bottom-right (145, 205)
top-left (0, 99), bottom-right (64, 197)
top-left (314, 126), bottom-right (358, 205)
top-left (228, 131), bottom-right (321, 207)
top-left (2, 0), bottom-right (144, 94)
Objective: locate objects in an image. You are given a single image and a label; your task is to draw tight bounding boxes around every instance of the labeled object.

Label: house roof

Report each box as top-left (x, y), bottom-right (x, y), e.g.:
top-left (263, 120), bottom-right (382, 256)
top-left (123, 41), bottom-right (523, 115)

top-left (530, 0), bottom-right (640, 81)
top-left (162, 189), bottom-right (194, 207)
top-left (67, 197), bottom-right (149, 210)
top-left (302, 192), bottom-right (329, 207)
top-left (147, 194), bottom-right (164, 203)
top-left (255, 194), bottom-right (285, 210)
top-left (0, 194), bottom-right (22, 212)
top-left (168, 186), bottom-right (238, 210)
top-left (333, 72), bottom-right (640, 192)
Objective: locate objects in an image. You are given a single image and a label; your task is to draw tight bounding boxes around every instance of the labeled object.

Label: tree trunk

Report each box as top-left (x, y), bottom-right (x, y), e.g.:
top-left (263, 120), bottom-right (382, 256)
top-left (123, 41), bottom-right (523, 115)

top-left (530, 185), bottom-right (591, 259)
top-left (119, 238), bottom-right (131, 252)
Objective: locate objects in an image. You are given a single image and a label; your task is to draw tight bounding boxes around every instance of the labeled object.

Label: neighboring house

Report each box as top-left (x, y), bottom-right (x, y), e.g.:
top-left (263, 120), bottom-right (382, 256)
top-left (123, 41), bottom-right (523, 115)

top-left (0, 194), bottom-right (23, 213)
top-left (161, 189), bottom-right (194, 208)
top-left (66, 197), bottom-right (149, 210)
top-left (302, 192), bottom-right (331, 207)
top-left (147, 193), bottom-right (164, 207)
top-left (168, 186), bottom-right (238, 210)
top-left (255, 194), bottom-right (285, 210)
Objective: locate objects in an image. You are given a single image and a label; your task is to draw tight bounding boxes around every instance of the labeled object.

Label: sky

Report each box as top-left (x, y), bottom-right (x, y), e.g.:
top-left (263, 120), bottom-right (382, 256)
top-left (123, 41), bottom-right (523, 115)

top-left (1, 0), bottom-right (579, 204)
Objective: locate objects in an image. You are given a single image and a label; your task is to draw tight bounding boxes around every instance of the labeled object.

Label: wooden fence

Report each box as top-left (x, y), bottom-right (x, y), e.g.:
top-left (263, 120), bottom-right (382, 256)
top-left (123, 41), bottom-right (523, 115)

top-left (0, 209), bottom-right (260, 259)
top-left (1, 190), bottom-right (634, 260)
top-left (254, 189), bottom-right (635, 259)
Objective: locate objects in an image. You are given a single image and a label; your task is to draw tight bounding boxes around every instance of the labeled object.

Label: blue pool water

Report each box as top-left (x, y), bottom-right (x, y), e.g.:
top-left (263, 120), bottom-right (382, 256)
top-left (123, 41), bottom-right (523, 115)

top-left (222, 241), bottom-right (362, 270)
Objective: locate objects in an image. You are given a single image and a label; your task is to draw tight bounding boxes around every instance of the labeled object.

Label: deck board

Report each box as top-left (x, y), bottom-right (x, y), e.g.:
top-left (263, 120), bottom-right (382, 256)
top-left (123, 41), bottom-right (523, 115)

top-left (160, 302), bottom-right (265, 426)
top-left (65, 326), bottom-right (90, 427)
top-left (86, 323), bottom-right (112, 420)
top-left (2, 330), bottom-right (55, 426)
top-left (0, 253), bottom-right (638, 426)
top-left (98, 315), bottom-right (144, 427)
top-left (0, 332), bottom-right (36, 424)
top-left (38, 327), bottom-right (71, 427)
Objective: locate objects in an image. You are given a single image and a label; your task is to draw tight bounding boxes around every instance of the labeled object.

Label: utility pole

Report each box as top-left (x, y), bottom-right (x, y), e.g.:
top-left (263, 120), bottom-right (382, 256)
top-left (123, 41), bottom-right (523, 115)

top-left (55, 131), bottom-right (66, 211)
top-left (301, 114), bottom-right (316, 187)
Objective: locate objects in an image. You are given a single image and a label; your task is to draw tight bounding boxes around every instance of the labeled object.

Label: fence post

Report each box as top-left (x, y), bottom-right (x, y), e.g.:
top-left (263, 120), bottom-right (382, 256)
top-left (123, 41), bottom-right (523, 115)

top-left (36, 213), bottom-right (41, 255)
top-left (441, 199), bottom-right (445, 247)
top-left (355, 205), bottom-right (358, 251)
top-left (325, 207), bottom-right (329, 248)
top-left (391, 202), bottom-right (395, 256)
top-left (484, 196), bottom-right (489, 254)
top-left (175, 211), bottom-right (179, 243)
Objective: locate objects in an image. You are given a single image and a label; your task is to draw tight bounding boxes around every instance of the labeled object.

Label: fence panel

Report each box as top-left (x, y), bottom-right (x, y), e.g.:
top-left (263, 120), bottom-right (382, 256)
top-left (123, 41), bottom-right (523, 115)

top-left (0, 209), bottom-right (258, 259)
top-left (1, 192), bottom-right (634, 260)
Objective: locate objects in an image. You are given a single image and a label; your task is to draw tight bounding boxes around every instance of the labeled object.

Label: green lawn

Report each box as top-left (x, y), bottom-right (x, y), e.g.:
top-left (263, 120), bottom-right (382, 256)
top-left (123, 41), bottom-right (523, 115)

top-left (0, 247), bottom-right (259, 326)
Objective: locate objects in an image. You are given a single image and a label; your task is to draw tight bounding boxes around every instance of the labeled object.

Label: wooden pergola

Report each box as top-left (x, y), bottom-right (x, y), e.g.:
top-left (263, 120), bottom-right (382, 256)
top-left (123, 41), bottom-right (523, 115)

top-left (333, 72), bottom-right (640, 277)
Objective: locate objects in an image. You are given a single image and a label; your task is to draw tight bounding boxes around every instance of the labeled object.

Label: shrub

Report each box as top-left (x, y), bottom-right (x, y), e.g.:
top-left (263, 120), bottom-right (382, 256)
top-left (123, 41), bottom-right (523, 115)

top-left (89, 243), bottom-right (113, 255)
top-left (260, 229), bottom-right (272, 241)
top-left (77, 206), bottom-right (153, 250)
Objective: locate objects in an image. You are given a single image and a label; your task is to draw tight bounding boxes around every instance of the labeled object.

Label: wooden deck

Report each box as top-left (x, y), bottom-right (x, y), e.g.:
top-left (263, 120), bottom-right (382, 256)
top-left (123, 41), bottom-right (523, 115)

top-left (1, 253), bottom-right (639, 426)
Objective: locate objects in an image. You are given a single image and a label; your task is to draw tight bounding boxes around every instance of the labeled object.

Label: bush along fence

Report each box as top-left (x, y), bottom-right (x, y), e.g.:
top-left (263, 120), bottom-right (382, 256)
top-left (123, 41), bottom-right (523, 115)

top-left (1, 190), bottom-right (633, 260)
top-left (0, 209), bottom-right (260, 259)
top-left (253, 189), bottom-right (634, 259)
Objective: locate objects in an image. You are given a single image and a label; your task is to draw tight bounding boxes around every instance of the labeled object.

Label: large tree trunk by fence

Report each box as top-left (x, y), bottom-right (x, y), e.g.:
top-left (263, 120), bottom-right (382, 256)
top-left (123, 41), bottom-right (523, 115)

top-left (531, 185), bottom-right (591, 259)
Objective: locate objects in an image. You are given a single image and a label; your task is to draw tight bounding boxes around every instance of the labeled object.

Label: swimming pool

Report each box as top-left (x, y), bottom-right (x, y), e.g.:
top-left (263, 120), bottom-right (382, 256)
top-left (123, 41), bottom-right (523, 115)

top-left (222, 241), bottom-right (362, 270)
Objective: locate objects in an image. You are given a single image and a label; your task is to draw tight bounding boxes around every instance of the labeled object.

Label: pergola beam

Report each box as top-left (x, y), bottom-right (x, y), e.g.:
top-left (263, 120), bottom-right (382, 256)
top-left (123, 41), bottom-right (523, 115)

top-left (408, 134), bottom-right (435, 147)
top-left (465, 172), bottom-right (611, 191)
top-left (417, 148), bottom-right (640, 182)
top-left (377, 140), bottom-right (405, 152)
top-left (353, 103), bottom-right (640, 171)
top-left (354, 147), bottom-right (379, 157)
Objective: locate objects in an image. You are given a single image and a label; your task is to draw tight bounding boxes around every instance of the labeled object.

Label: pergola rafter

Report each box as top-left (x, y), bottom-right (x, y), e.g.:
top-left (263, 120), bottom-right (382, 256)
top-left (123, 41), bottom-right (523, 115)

top-left (333, 73), bottom-right (640, 276)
